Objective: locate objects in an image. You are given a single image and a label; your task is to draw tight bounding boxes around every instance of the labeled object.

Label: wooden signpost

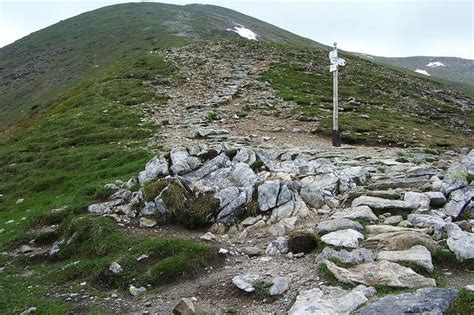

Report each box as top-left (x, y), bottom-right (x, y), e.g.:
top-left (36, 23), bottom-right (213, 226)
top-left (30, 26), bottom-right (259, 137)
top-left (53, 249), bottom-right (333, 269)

top-left (329, 42), bottom-right (346, 147)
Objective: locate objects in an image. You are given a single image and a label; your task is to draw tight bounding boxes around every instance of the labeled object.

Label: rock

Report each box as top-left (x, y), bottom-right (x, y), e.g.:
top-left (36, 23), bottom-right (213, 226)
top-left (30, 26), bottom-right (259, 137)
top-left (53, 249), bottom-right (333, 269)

top-left (215, 187), bottom-right (249, 224)
top-left (425, 191), bottom-right (447, 207)
top-left (444, 185), bottom-right (474, 218)
top-left (364, 230), bottom-right (438, 253)
top-left (172, 298), bottom-right (195, 315)
top-left (129, 285), bottom-right (147, 296)
top-left (382, 215), bottom-right (403, 225)
top-left (289, 285), bottom-right (375, 315)
top-left (365, 225), bottom-right (414, 234)
top-left (300, 174), bottom-right (339, 208)
top-left (218, 248), bottom-right (229, 255)
top-left (445, 223), bottom-right (474, 261)
top-left (87, 203), bottom-right (110, 215)
top-left (244, 246), bottom-right (261, 257)
top-left (20, 307), bottom-right (37, 315)
top-left (200, 232), bottom-right (216, 242)
top-left (441, 153), bottom-right (473, 194)
top-left (407, 167), bottom-right (440, 178)
top-left (338, 167), bottom-right (369, 193)
top-left (138, 155), bottom-right (169, 184)
top-left (194, 127), bottom-right (229, 138)
top-left (324, 260), bottom-right (436, 288)
top-left (356, 287), bottom-right (458, 315)
top-left (320, 229), bottom-right (364, 249)
top-left (109, 262), bottom-right (123, 274)
top-left (367, 177), bottom-right (429, 190)
top-left (404, 191), bottom-right (430, 210)
top-left (408, 213), bottom-right (447, 230)
top-left (265, 237), bottom-right (289, 256)
top-left (315, 247), bottom-right (374, 265)
top-left (269, 276), bottom-right (290, 296)
top-left (330, 206), bottom-right (378, 222)
top-left (233, 148), bottom-right (256, 165)
top-left (376, 245), bottom-right (434, 272)
top-left (316, 218), bottom-right (363, 234)
top-left (139, 217), bottom-right (157, 228)
top-left (232, 274), bottom-right (263, 292)
top-left (466, 285), bottom-right (474, 292)
top-left (258, 180), bottom-right (280, 211)
top-left (352, 196), bottom-right (414, 212)
top-left (170, 147), bottom-right (201, 175)
top-left (241, 216), bottom-right (261, 226)
top-left (141, 202), bottom-right (157, 216)
top-left (16, 198), bottom-right (24, 204)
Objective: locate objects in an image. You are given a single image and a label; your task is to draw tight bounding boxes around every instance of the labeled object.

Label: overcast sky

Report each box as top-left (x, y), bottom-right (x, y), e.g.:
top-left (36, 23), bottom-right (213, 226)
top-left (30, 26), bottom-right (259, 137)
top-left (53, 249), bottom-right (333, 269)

top-left (0, 0), bottom-right (472, 59)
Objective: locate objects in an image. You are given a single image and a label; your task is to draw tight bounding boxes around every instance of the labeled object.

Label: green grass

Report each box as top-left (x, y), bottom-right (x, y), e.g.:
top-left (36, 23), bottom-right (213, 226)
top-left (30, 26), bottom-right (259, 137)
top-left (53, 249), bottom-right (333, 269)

top-left (0, 51), bottom-right (182, 313)
top-left (261, 51), bottom-right (473, 148)
top-left (446, 289), bottom-right (474, 315)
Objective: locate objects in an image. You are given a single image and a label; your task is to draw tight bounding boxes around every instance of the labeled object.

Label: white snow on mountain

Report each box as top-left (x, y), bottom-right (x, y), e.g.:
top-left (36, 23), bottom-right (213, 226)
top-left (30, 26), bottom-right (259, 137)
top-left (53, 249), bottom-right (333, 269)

top-left (426, 61), bottom-right (446, 68)
top-left (415, 69), bottom-right (431, 76)
top-left (226, 24), bottom-right (259, 40)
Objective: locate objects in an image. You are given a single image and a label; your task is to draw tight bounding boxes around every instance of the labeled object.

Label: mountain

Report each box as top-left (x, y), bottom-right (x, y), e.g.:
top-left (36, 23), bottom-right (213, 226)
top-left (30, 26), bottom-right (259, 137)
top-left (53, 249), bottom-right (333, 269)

top-left (0, 3), bottom-right (473, 313)
top-left (0, 2), bottom-right (319, 130)
top-left (356, 53), bottom-right (474, 96)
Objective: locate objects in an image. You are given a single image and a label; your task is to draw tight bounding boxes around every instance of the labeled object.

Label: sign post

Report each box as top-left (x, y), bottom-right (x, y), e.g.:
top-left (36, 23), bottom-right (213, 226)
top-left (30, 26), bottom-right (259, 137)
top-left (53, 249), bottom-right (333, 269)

top-left (329, 42), bottom-right (345, 147)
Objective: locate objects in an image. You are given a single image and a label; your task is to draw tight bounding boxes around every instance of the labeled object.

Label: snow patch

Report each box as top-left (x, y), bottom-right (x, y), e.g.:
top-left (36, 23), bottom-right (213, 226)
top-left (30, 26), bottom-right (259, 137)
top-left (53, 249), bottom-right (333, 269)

top-left (415, 69), bottom-right (431, 76)
top-left (226, 24), bottom-right (259, 41)
top-left (426, 61), bottom-right (445, 68)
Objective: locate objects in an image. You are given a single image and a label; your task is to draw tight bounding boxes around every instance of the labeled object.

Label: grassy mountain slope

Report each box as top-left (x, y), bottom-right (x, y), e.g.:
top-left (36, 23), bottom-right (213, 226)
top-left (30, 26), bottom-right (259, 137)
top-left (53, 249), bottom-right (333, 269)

top-left (0, 2), bottom-right (318, 133)
top-left (355, 54), bottom-right (474, 96)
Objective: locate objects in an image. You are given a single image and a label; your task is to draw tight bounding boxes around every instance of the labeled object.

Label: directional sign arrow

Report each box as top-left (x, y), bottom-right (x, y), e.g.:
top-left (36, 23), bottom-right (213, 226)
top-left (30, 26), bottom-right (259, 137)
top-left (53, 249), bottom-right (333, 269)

top-left (337, 58), bottom-right (346, 66)
top-left (330, 64), bottom-right (337, 72)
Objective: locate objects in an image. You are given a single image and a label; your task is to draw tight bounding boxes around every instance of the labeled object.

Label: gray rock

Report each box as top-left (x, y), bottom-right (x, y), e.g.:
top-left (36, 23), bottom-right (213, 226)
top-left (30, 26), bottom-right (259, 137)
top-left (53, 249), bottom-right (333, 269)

top-left (316, 218), bottom-right (363, 234)
top-left (265, 237), bottom-right (288, 256)
top-left (325, 260), bottom-right (436, 288)
top-left (129, 285), bottom-right (147, 296)
top-left (194, 127), bottom-right (229, 138)
top-left (170, 147), bottom-right (201, 175)
top-left (444, 185), bottom-right (474, 218)
top-left (258, 180), bottom-right (280, 211)
top-left (441, 152), bottom-right (473, 194)
top-left (352, 196), bottom-right (413, 211)
top-left (445, 223), bottom-right (474, 261)
top-left (339, 167), bottom-right (369, 193)
top-left (216, 188), bottom-right (249, 224)
top-left (356, 287), bottom-right (458, 315)
top-left (87, 203), bottom-right (110, 215)
top-left (20, 307), bottom-right (37, 315)
top-left (289, 285), bottom-right (375, 315)
top-left (382, 215), bottom-right (403, 225)
top-left (376, 245), bottom-right (434, 272)
top-left (330, 206), bottom-right (378, 222)
top-left (233, 148), bottom-right (256, 165)
top-left (404, 191), bottom-right (430, 210)
top-left (300, 174), bottom-right (339, 208)
top-left (320, 229), bottom-right (364, 248)
top-left (425, 191), bottom-right (447, 207)
top-left (269, 276), bottom-right (290, 296)
top-left (139, 217), bottom-right (157, 228)
top-left (138, 155), bottom-right (169, 184)
top-left (172, 298), bottom-right (195, 315)
top-left (315, 247), bottom-right (374, 265)
top-left (141, 202), bottom-right (157, 216)
top-left (368, 176), bottom-right (429, 190)
top-left (244, 246), bottom-right (261, 257)
top-left (408, 213), bottom-right (447, 230)
top-left (109, 262), bottom-right (123, 274)
top-left (232, 274), bottom-right (263, 292)
top-left (365, 225), bottom-right (414, 234)
top-left (200, 232), bottom-right (216, 242)
top-left (407, 167), bottom-right (440, 178)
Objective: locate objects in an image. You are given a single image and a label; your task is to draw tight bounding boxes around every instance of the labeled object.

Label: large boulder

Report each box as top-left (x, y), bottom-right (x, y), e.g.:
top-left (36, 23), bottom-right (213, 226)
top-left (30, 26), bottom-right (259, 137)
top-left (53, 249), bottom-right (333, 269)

top-left (258, 180), bottom-right (280, 211)
top-left (356, 287), bottom-right (458, 315)
top-left (300, 174), bottom-right (339, 208)
top-left (364, 230), bottom-right (438, 253)
top-left (324, 260), bottom-right (436, 288)
top-left (441, 150), bottom-right (474, 194)
top-left (352, 196), bottom-right (413, 211)
top-left (289, 285), bottom-right (376, 315)
top-left (376, 245), bottom-right (434, 272)
top-left (320, 229), bottom-right (364, 249)
top-left (169, 147), bottom-right (201, 175)
top-left (338, 167), bottom-right (369, 193)
top-left (407, 213), bottom-right (447, 230)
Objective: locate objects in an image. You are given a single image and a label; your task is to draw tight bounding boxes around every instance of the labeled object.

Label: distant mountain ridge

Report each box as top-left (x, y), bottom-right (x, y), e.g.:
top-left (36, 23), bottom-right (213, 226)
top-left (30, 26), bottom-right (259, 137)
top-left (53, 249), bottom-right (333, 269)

top-left (355, 53), bottom-right (474, 94)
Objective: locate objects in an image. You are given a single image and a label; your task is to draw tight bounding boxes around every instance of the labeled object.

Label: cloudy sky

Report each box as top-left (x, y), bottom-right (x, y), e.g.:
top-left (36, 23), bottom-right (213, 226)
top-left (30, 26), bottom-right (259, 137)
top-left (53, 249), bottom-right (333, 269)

top-left (0, 0), bottom-right (472, 59)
